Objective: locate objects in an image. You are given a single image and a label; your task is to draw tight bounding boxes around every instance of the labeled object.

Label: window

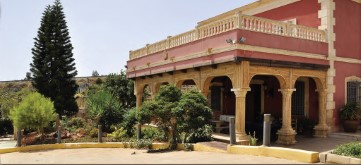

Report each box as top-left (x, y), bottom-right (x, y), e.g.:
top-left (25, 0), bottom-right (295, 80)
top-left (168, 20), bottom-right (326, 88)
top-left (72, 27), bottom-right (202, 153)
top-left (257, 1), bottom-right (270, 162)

top-left (347, 81), bottom-right (361, 104)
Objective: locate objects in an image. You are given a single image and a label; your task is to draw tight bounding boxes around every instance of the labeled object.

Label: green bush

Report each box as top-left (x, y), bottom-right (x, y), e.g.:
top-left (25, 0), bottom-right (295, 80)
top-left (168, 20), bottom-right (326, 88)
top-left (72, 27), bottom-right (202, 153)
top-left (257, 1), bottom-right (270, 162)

top-left (108, 127), bottom-right (127, 141)
top-left (133, 139), bottom-right (152, 149)
top-left (121, 108), bottom-right (137, 137)
top-left (175, 90), bottom-right (213, 143)
top-left (142, 127), bottom-right (167, 142)
top-left (86, 89), bottom-right (124, 132)
top-left (332, 142), bottom-right (361, 159)
top-left (62, 116), bottom-right (86, 132)
top-left (88, 127), bottom-right (98, 138)
top-left (186, 125), bottom-right (213, 143)
top-left (10, 92), bottom-right (56, 133)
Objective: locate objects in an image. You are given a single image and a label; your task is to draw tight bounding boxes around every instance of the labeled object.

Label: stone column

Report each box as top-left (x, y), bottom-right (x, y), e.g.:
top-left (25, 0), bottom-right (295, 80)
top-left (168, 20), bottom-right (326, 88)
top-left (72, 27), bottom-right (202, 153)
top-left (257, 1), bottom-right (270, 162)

top-left (135, 92), bottom-right (143, 139)
top-left (314, 89), bottom-right (329, 138)
top-left (231, 88), bottom-right (250, 142)
top-left (136, 93), bottom-right (143, 108)
top-left (276, 88), bottom-right (297, 145)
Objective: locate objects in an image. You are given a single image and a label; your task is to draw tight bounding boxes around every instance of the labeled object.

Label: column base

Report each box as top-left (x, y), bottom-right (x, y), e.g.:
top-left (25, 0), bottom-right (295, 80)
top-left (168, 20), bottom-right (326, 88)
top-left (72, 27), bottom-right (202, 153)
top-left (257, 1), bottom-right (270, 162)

top-left (314, 124), bottom-right (329, 138)
top-left (276, 128), bottom-right (297, 145)
top-left (236, 133), bottom-right (250, 145)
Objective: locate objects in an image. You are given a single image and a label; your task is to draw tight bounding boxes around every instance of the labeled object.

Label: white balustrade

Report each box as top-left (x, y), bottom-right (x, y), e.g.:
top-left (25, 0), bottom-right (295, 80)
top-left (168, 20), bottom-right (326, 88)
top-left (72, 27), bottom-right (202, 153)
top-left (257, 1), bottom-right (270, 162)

top-left (129, 14), bottom-right (327, 60)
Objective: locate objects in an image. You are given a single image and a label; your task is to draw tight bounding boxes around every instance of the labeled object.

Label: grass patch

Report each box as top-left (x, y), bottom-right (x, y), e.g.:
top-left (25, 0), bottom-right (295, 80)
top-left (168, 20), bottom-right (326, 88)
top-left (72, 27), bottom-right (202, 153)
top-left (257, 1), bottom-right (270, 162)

top-left (332, 142), bottom-right (361, 159)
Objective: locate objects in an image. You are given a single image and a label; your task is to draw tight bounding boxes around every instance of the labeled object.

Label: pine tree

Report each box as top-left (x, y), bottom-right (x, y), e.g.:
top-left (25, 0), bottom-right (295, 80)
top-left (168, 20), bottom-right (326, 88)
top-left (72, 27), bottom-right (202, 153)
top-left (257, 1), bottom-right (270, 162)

top-left (30, 0), bottom-right (78, 117)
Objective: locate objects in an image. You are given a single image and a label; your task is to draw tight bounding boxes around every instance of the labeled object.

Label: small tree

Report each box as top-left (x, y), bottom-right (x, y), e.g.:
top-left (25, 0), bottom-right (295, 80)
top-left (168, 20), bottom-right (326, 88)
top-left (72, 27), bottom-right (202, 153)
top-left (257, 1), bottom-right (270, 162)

top-left (10, 92), bottom-right (56, 134)
top-left (104, 71), bottom-right (135, 108)
top-left (138, 85), bottom-right (181, 148)
top-left (175, 90), bottom-right (213, 143)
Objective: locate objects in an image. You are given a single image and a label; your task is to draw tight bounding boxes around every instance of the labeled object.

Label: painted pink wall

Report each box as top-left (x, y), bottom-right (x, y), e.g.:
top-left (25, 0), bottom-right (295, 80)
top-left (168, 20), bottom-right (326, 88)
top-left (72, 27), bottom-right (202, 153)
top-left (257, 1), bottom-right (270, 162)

top-left (255, 0), bottom-right (320, 28)
top-left (128, 28), bottom-right (328, 77)
top-left (334, 0), bottom-right (361, 59)
top-left (333, 62), bottom-right (361, 125)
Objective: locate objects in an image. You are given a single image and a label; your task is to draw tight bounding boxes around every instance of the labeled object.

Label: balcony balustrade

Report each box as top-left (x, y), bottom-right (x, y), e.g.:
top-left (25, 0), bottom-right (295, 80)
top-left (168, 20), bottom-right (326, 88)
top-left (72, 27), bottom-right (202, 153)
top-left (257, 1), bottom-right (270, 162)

top-left (129, 13), bottom-right (327, 60)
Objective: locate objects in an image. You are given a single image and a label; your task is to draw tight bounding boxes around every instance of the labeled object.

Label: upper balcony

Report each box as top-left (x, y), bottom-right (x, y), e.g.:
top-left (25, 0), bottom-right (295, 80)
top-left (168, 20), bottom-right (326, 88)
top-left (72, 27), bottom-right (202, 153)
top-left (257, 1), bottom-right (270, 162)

top-left (127, 13), bottom-right (328, 78)
top-left (129, 13), bottom-right (327, 60)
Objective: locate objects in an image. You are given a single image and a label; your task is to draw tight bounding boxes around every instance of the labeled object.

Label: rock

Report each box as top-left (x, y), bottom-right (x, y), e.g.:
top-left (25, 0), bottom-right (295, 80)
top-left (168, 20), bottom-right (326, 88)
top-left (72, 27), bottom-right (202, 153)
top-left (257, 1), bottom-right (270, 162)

top-left (76, 128), bottom-right (86, 134)
top-left (76, 133), bottom-right (85, 138)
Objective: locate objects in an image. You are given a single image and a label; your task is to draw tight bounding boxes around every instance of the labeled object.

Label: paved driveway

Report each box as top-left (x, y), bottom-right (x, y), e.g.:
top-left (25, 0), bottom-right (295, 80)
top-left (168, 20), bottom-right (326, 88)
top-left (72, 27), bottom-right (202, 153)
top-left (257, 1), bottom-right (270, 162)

top-left (0, 148), bottom-right (308, 164)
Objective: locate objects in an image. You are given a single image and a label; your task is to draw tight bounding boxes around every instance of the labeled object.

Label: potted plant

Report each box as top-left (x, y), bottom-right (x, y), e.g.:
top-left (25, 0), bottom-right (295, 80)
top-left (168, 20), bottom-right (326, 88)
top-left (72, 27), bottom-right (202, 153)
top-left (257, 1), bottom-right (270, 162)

top-left (340, 103), bottom-right (361, 132)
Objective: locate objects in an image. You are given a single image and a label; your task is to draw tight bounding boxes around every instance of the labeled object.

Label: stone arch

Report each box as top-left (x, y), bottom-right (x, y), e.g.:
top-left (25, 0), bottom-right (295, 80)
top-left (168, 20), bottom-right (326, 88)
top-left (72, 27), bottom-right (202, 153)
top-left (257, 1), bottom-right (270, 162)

top-left (248, 73), bottom-right (287, 89)
top-left (176, 79), bottom-right (197, 88)
top-left (154, 81), bottom-right (170, 93)
top-left (202, 75), bottom-right (234, 95)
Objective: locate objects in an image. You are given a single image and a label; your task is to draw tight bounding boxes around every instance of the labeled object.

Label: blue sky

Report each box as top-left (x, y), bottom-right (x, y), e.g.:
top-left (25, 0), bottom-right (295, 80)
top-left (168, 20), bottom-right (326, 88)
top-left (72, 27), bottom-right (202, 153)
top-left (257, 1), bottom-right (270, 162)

top-left (0, 0), bottom-right (256, 81)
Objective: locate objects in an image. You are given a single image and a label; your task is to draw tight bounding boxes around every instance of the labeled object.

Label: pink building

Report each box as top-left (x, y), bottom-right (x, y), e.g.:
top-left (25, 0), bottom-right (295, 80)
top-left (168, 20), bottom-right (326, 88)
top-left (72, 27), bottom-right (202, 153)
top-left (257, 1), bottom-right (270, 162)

top-left (127, 0), bottom-right (361, 144)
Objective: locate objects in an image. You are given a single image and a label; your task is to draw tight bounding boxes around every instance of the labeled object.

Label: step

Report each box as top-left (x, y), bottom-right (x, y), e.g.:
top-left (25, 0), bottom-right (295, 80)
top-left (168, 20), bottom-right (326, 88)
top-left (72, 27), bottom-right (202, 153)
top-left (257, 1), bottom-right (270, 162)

top-left (329, 131), bottom-right (361, 141)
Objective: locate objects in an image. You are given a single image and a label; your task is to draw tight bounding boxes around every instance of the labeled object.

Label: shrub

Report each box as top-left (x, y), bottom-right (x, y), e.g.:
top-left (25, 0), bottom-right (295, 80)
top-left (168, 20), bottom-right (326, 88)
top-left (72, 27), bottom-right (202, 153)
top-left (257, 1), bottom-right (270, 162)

top-left (186, 125), bottom-right (213, 143)
top-left (121, 108), bottom-right (137, 137)
top-left (175, 90), bottom-right (213, 143)
top-left (142, 127), bottom-right (167, 142)
top-left (86, 89), bottom-right (124, 132)
top-left (332, 142), bottom-right (361, 159)
top-left (10, 92), bottom-right (56, 134)
top-left (340, 103), bottom-right (361, 120)
top-left (133, 139), bottom-right (152, 149)
top-left (62, 116), bottom-right (86, 132)
top-left (89, 127), bottom-right (98, 138)
top-left (108, 127), bottom-right (127, 141)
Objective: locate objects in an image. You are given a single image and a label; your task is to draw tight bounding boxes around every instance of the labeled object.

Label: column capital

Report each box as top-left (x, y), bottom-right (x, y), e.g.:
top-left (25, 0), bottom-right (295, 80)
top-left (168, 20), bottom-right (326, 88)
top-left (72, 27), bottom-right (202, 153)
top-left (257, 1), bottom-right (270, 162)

top-left (231, 88), bottom-right (250, 97)
top-left (278, 88), bottom-right (296, 96)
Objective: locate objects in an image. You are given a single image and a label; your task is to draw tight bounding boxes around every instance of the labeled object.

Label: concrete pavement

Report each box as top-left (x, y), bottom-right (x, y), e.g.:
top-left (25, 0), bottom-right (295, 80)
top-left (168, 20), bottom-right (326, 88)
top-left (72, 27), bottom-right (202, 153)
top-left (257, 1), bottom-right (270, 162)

top-left (0, 148), bottom-right (308, 164)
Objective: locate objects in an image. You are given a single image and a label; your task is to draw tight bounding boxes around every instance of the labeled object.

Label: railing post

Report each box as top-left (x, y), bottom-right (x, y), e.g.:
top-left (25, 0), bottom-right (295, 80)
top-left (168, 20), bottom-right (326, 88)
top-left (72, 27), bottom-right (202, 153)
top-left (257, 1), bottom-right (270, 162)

top-left (229, 117), bottom-right (236, 145)
top-left (236, 11), bottom-right (242, 28)
top-left (98, 125), bottom-right (103, 143)
top-left (263, 114), bottom-right (271, 147)
top-left (16, 130), bottom-right (22, 147)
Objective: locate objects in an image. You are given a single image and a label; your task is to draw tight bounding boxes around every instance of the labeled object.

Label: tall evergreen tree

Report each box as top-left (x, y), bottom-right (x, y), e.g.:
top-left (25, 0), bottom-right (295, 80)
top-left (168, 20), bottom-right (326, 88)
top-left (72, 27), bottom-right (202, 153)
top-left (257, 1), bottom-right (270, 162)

top-left (30, 0), bottom-right (78, 116)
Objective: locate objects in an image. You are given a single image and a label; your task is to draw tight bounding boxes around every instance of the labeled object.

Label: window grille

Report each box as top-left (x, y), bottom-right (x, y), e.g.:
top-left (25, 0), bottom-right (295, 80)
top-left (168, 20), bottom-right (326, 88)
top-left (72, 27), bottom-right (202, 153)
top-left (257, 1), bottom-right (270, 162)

top-left (292, 81), bottom-right (305, 116)
top-left (347, 81), bottom-right (361, 104)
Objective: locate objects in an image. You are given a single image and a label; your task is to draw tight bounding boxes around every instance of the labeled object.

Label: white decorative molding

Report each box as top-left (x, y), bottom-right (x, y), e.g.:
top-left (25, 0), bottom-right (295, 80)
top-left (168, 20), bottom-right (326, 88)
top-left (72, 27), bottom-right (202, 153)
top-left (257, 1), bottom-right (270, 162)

top-left (334, 57), bottom-right (361, 64)
top-left (352, 0), bottom-right (361, 4)
top-left (244, 0), bottom-right (301, 16)
top-left (130, 45), bottom-right (327, 72)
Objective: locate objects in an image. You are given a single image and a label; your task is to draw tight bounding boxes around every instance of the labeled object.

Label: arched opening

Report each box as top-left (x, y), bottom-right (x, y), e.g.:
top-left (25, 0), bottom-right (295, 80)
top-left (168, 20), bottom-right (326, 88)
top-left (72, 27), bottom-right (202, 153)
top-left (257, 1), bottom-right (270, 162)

top-left (246, 75), bottom-right (283, 141)
top-left (293, 77), bottom-right (319, 136)
top-left (142, 84), bottom-right (151, 102)
top-left (205, 76), bottom-right (235, 124)
top-left (179, 79), bottom-right (197, 92)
